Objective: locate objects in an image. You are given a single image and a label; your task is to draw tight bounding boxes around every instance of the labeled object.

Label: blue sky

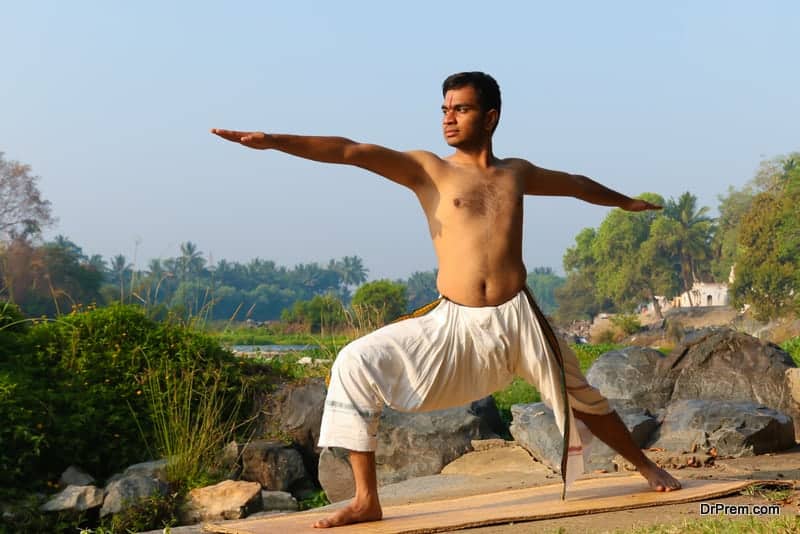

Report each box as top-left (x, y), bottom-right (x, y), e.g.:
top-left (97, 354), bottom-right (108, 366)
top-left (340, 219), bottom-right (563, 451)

top-left (2, 1), bottom-right (798, 279)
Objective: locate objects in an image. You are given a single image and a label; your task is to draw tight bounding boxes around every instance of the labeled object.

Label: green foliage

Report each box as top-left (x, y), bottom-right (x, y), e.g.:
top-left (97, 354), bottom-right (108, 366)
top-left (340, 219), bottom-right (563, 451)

top-left (711, 184), bottom-right (756, 281)
top-left (526, 267), bottom-right (565, 315)
top-left (298, 489), bottom-right (331, 510)
top-left (100, 490), bottom-right (178, 533)
top-left (0, 303), bottom-right (255, 494)
top-left (141, 358), bottom-right (243, 493)
top-left (732, 155), bottom-right (800, 320)
top-left (557, 191), bottom-right (716, 321)
top-left (492, 377), bottom-right (541, 429)
top-left (571, 342), bottom-right (619, 371)
top-left (779, 336), bottom-right (800, 366)
top-left (610, 314), bottom-right (642, 336)
top-left (351, 279), bottom-right (408, 324)
top-left (280, 293), bottom-right (346, 333)
top-left (403, 269), bottom-right (439, 311)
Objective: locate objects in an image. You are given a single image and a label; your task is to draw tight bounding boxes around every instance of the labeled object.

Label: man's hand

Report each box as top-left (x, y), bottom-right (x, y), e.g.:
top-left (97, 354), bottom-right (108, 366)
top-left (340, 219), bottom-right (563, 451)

top-left (210, 129), bottom-right (274, 150)
top-left (624, 198), bottom-right (662, 212)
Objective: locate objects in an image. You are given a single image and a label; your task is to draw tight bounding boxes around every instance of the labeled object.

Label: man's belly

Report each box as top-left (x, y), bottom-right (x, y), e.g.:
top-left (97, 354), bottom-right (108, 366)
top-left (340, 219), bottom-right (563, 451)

top-left (435, 264), bottom-right (527, 307)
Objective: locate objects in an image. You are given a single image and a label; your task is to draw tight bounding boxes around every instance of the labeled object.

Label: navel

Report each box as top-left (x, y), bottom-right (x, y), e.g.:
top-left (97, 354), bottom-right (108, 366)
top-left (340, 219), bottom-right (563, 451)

top-left (453, 198), bottom-right (462, 207)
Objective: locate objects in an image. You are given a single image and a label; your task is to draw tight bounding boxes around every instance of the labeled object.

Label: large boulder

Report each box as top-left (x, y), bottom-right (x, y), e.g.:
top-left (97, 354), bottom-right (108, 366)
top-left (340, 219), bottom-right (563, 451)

top-left (650, 399), bottom-right (795, 457)
top-left (259, 378), bottom-right (327, 479)
top-left (585, 346), bottom-right (670, 411)
top-left (180, 480), bottom-right (262, 524)
top-left (100, 474), bottom-right (168, 517)
top-left (318, 402), bottom-right (493, 502)
top-left (509, 402), bottom-right (657, 473)
top-left (240, 440), bottom-right (307, 491)
top-left (655, 329), bottom-right (799, 434)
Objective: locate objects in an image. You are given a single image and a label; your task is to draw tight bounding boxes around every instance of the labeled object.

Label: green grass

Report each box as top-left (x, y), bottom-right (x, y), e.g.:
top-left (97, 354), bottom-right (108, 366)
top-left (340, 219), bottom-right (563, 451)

top-left (779, 335), bottom-right (800, 366)
top-left (607, 515), bottom-right (799, 533)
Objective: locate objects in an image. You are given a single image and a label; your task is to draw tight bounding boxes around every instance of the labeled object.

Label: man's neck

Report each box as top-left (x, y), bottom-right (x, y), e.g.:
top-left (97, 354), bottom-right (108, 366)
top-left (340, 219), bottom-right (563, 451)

top-left (449, 141), bottom-right (496, 169)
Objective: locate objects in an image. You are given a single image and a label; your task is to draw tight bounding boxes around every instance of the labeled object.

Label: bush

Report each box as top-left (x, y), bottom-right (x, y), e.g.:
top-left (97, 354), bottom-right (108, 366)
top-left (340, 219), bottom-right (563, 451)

top-left (610, 313), bottom-right (642, 335)
top-left (1, 303), bottom-right (254, 493)
top-left (780, 336), bottom-right (800, 366)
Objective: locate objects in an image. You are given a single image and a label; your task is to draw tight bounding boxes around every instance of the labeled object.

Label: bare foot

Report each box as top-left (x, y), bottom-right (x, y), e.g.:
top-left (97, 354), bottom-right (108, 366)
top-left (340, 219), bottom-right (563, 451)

top-left (639, 458), bottom-right (682, 492)
top-left (312, 498), bottom-right (382, 528)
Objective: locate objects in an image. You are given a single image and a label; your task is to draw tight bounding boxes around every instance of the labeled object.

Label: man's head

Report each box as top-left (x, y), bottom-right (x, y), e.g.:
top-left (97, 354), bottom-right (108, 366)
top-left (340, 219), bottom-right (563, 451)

top-left (442, 72), bottom-right (501, 121)
top-left (441, 72), bottom-right (501, 147)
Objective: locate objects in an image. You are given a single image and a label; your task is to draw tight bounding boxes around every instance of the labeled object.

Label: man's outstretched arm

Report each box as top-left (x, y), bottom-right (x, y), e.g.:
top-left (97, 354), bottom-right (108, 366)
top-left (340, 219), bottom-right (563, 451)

top-left (521, 161), bottom-right (660, 211)
top-left (210, 129), bottom-right (429, 191)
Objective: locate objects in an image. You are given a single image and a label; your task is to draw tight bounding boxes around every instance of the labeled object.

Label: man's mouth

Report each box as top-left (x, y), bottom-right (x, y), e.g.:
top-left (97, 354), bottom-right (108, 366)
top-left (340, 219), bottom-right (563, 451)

top-left (445, 130), bottom-right (458, 137)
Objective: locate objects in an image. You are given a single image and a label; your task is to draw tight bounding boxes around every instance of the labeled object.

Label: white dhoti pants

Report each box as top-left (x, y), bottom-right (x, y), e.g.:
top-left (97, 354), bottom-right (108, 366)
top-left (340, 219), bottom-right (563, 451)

top-left (318, 287), bottom-right (612, 494)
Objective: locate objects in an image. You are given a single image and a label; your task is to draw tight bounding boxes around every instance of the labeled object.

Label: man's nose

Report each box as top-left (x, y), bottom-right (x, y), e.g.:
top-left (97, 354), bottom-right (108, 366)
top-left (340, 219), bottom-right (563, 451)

top-left (443, 110), bottom-right (456, 123)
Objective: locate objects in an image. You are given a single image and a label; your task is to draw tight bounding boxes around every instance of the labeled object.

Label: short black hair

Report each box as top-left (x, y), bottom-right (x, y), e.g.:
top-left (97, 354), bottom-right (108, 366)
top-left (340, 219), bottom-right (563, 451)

top-left (442, 71), bottom-right (501, 131)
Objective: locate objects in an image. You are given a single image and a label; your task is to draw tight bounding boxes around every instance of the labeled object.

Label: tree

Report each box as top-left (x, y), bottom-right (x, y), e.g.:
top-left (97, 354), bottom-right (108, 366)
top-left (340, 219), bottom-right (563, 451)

top-left (404, 269), bottom-right (438, 311)
top-left (109, 254), bottom-right (133, 301)
top-left (331, 256), bottom-right (368, 289)
top-left (591, 193), bottom-right (674, 315)
top-left (351, 280), bottom-right (408, 325)
top-left (0, 152), bottom-right (55, 240)
top-left (555, 228), bottom-right (610, 322)
top-left (711, 185), bottom-right (755, 282)
top-left (281, 293), bottom-right (346, 333)
top-left (177, 241), bottom-right (206, 280)
top-left (731, 154), bottom-right (800, 320)
top-left (526, 267), bottom-right (565, 315)
top-left (662, 192), bottom-right (715, 301)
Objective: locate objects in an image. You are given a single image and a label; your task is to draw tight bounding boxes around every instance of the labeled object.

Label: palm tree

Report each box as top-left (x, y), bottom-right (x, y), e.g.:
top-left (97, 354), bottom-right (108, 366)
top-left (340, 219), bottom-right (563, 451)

top-left (178, 241), bottom-right (206, 280)
top-left (337, 256), bottom-right (368, 289)
top-left (664, 192), bottom-right (715, 305)
top-left (110, 254), bottom-right (133, 301)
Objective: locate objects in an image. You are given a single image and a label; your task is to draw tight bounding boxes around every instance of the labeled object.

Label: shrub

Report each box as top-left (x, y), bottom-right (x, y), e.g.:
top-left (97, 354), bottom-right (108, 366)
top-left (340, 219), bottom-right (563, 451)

top-left (610, 314), bottom-right (642, 335)
top-left (780, 336), bottom-right (800, 366)
top-left (3, 303), bottom-right (253, 492)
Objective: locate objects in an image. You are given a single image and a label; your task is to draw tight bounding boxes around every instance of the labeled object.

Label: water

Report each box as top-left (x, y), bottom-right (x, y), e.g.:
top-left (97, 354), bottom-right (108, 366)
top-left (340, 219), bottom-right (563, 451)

top-left (231, 344), bottom-right (317, 353)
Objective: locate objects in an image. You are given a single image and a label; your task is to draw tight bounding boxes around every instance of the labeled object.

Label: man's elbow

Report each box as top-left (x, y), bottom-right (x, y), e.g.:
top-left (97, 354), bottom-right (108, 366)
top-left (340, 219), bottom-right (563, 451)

top-left (341, 141), bottom-right (370, 166)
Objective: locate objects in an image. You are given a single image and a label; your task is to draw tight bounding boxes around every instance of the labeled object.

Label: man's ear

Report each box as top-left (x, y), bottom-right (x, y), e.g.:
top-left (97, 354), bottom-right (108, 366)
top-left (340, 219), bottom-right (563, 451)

top-left (485, 109), bottom-right (499, 132)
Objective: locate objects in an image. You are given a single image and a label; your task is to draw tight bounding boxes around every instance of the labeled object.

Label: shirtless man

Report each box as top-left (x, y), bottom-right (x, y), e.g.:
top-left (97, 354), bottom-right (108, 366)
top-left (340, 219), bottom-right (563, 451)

top-left (212, 71), bottom-right (681, 528)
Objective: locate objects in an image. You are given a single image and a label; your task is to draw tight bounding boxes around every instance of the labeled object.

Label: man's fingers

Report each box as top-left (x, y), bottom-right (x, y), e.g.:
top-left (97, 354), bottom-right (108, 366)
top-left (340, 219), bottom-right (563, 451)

top-left (211, 128), bottom-right (249, 142)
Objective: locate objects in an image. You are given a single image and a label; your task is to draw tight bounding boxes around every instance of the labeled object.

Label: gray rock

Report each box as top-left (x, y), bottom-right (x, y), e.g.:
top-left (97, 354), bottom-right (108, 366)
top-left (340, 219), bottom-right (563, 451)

top-left (376, 406), bottom-right (487, 485)
top-left (59, 466), bottom-right (95, 487)
top-left (259, 378), bottom-right (327, 478)
top-left (584, 407), bottom-right (659, 472)
top-left (318, 403), bottom-right (490, 502)
top-left (262, 490), bottom-right (299, 511)
top-left (656, 328), bottom-right (799, 435)
top-left (651, 399), bottom-right (796, 457)
top-left (509, 401), bottom-right (658, 473)
top-left (585, 346), bottom-right (670, 410)
top-left (240, 440), bottom-right (307, 491)
top-left (508, 403), bottom-right (563, 472)
top-left (317, 447), bottom-right (355, 504)
top-left (181, 480), bottom-right (262, 524)
top-left (40, 485), bottom-right (103, 512)
top-left (100, 474), bottom-right (168, 517)
top-left (122, 459), bottom-right (168, 482)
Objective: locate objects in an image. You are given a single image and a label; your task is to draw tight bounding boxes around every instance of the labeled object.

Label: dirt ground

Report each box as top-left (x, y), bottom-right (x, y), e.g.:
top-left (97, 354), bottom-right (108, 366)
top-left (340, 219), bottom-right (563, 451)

top-left (456, 445), bottom-right (800, 533)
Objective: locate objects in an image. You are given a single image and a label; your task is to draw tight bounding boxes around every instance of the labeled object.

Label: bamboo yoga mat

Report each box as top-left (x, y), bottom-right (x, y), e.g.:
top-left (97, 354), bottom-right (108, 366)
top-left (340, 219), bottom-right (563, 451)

top-left (203, 475), bottom-right (781, 534)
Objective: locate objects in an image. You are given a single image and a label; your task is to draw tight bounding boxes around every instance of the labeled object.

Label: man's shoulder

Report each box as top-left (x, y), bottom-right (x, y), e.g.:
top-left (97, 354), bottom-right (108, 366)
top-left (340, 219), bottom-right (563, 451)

top-left (500, 157), bottom-right (535, 169)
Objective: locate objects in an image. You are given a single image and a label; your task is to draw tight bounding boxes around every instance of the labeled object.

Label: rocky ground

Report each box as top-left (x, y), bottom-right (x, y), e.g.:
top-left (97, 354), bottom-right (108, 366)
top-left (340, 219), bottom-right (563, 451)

top-left (168, 440), bottom-right (800, 534)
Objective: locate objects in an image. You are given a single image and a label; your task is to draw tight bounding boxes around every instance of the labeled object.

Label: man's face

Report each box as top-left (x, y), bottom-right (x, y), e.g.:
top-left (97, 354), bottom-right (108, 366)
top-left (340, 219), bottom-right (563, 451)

top-left (441, 85), bottom-right (493, 147)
